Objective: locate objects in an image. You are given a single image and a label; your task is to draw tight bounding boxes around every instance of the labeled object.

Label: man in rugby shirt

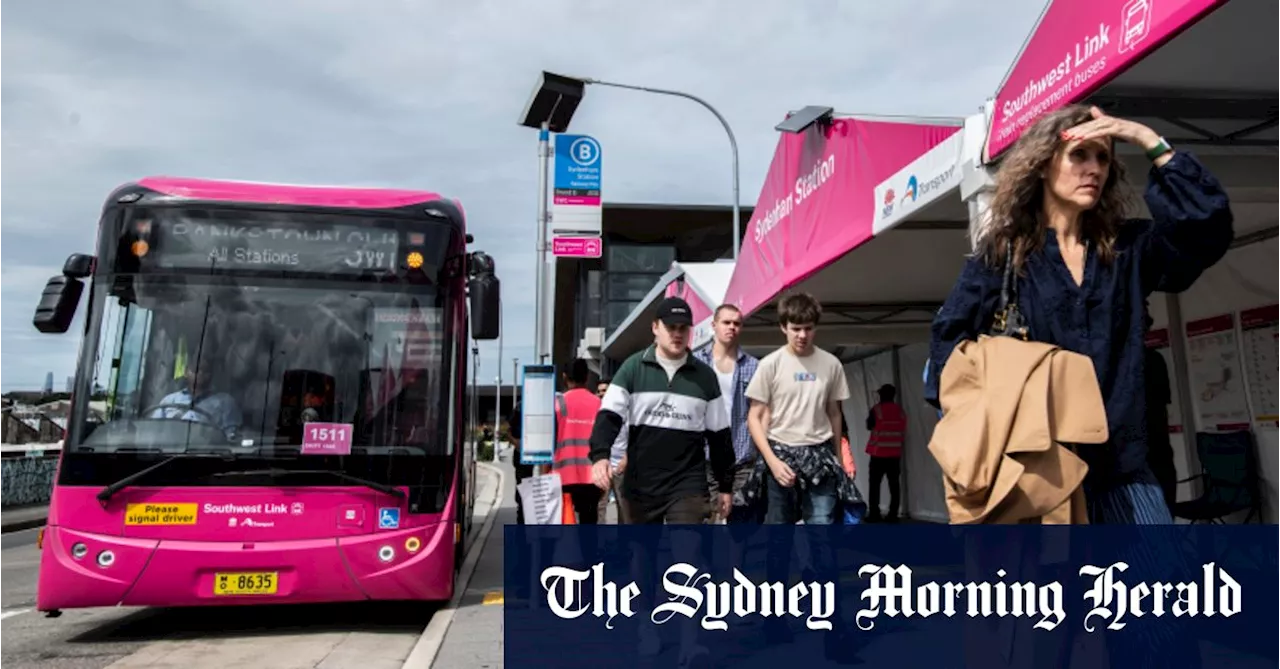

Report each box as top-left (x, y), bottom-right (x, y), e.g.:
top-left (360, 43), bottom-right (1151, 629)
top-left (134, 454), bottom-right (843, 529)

top-left (589, 297), bottom-right (736, 524)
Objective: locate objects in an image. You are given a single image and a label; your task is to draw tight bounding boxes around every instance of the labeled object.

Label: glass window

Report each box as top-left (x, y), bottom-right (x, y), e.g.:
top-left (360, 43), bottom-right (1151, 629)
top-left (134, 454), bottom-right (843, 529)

top-left (586, 271), bottom-right (603, 300)
top-left (76, 275), bottom-right (447, 459)
top-left (583, 270), bottom-right (604, 328)
top-left (607, 274), bottom-right (661, 302)
top-left (607, 244), bottom-right (674, 273)
top-left (606, 300), bottom-right (641, 330)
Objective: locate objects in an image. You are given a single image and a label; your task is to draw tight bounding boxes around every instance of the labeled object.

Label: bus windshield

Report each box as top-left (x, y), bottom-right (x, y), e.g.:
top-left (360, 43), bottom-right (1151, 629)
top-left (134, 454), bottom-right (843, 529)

top-left (74, 274), bottom-right (449, 458)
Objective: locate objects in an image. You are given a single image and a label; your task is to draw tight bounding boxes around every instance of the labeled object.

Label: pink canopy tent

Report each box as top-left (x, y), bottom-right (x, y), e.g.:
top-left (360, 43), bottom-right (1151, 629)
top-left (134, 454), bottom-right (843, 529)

top-left (663, 277), bottom-right (713, 326)
top-left (723, 116), bottom-right (962, 321)
top-left (600, 260), bottom-right (737, 360)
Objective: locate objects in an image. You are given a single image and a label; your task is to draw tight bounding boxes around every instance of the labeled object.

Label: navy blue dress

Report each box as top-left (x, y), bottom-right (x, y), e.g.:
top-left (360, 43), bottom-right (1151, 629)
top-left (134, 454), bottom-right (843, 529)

top-left (925, 151), bottom-right (1233, 521)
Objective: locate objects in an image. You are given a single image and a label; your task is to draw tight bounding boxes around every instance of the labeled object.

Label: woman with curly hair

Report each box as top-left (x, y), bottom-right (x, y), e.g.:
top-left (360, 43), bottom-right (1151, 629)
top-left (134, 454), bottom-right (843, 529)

top-left (925, 104), bottom-right (1233, 525)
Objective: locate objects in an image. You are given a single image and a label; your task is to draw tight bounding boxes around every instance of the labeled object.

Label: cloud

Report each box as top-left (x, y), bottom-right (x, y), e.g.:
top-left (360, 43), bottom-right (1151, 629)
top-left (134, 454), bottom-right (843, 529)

top-left (2, 0), bottom-right (1046, 392)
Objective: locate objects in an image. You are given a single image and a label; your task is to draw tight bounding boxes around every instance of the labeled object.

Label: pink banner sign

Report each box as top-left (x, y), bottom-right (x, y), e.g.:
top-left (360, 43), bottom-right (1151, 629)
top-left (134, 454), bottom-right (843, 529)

top-left (553, 194), bottom-right (602, 206)
top-left (552, 236), bottom-right (602, 258)
top-left (301, 422), bottom-right (353, 456)
top-left (723, 118), bottom-right (961, 319)
top-left (986, 0), bottom-right (1226, 160)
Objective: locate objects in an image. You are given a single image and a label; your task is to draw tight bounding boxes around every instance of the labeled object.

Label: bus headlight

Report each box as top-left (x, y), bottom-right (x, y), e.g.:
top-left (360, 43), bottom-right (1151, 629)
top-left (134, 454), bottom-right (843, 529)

top-left (405, 537), bottom-right (422, 553)
top-left (96, 550), bottom-right (115, 568)
top-left (71, 543), bottom-right (88, 560)
top-left (377, 545), bottom-right (395, 563)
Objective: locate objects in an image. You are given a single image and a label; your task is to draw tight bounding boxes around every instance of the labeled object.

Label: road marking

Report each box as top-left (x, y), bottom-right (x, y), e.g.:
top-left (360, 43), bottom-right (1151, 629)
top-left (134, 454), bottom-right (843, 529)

top-left (481, 591), bottom-right (503, 606)
top-left (1, 609), bottom-right (31, 620)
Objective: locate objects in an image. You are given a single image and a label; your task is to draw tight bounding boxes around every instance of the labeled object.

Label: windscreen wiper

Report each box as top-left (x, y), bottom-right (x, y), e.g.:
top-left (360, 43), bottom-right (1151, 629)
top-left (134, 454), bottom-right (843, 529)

top-left (209, 468), bottom-right (405, 498)
top-left (97, 453), bottom-right (224, 503)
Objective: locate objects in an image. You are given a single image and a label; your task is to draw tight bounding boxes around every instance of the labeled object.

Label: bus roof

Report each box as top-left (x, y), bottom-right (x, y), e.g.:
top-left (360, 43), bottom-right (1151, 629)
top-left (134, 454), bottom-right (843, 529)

top-left (134, 176), bottom-right (451, 211)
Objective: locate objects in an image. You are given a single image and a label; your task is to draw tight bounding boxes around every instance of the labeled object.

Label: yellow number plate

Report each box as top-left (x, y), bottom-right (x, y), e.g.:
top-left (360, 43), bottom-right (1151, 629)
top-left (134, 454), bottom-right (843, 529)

top-left (213, 572), bottom-right (278, 596)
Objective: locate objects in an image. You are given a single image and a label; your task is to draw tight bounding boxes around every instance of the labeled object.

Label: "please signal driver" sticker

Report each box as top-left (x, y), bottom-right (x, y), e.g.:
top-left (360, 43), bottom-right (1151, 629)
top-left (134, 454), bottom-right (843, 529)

top-left (124, 503), bottom-right (199, 526)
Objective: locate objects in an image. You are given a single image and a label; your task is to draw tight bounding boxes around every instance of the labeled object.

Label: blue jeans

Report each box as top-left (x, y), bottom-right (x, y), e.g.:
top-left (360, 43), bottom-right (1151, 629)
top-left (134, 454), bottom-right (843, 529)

top-left (764, 474), bottom-right (838, 525)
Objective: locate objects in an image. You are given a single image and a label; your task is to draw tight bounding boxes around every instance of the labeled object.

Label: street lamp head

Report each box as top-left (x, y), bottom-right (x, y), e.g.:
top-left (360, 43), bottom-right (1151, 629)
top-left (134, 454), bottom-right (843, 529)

top-left (775, 105), bottom-right (835, 134)
top-left (518, 71), bottom-right (587, 132)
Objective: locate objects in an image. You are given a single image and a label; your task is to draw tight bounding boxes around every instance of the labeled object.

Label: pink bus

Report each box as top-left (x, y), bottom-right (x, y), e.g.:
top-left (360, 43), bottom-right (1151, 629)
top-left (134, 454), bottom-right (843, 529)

top-left (30, 177), bottom-right (501, 614)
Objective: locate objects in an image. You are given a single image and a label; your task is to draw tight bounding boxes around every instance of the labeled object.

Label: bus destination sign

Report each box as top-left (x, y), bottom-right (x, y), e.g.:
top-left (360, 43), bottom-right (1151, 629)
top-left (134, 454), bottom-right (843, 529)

top-left (146, 219), bottom-right (402, 274)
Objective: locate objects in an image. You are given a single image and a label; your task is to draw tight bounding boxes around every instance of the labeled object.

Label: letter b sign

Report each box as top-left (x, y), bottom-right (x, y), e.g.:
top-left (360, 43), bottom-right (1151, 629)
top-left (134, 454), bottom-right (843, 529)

top-left (569, 137), bottom-right (600, 166)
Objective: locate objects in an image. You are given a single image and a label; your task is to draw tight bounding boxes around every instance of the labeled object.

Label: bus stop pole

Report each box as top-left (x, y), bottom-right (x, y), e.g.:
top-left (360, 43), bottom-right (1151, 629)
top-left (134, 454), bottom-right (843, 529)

top-left (534, 122), bottom-right (551, 364)
top-left (533, 122), bottom-right (552, 476)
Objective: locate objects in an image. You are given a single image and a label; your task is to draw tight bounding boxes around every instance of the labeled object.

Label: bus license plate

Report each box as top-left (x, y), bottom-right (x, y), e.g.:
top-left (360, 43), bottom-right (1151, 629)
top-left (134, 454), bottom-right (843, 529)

top-left (214, 572), bottom-right (278, 596)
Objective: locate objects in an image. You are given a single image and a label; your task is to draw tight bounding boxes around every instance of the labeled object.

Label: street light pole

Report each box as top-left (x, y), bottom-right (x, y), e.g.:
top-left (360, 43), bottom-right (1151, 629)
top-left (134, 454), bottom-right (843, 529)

top-left (579, 77), bottom-right (741, 258)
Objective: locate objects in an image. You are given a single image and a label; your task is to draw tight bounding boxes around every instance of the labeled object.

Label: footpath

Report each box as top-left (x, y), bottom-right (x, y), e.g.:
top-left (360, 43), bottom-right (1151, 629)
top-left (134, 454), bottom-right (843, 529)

top-left (1, 505), bottom-right (49, 534)
top-left (408, 451), bottom-right (623, 669)
top-left (403, 453), bottom-right (518, 669)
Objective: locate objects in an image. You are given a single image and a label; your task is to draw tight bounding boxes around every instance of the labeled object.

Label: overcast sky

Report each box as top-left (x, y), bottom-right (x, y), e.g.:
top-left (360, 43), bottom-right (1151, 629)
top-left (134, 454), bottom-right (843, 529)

top-left (2, 0), bottom-right (1046, 392)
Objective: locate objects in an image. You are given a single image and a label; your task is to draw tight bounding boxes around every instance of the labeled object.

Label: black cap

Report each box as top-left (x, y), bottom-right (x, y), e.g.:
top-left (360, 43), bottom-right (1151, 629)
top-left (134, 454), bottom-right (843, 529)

top-left (656, 297), bottom-right (694, 326)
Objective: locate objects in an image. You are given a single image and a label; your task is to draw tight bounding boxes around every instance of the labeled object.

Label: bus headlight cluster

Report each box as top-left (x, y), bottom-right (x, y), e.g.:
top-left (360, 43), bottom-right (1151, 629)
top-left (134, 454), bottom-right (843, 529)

top-left (96, 550), bottom-right (115, 568)
top-left (71, 543), bottom-right (88, 560)
top-left (377, 545), bottom-right (395, 563)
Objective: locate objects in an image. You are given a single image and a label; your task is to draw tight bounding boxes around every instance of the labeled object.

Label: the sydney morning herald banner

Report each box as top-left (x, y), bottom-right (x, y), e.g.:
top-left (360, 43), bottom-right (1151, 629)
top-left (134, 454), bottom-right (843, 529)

top-left (504, 525), bottom-right (1277, 669)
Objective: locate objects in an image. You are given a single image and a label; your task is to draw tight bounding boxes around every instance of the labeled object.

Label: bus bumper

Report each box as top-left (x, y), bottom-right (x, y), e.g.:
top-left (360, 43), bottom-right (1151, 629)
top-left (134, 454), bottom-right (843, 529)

top-left (36, 521), bottom-right (456, 611)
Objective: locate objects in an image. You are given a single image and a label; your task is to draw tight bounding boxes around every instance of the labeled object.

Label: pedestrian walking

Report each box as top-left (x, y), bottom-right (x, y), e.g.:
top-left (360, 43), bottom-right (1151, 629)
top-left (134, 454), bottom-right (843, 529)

top-left (692, 304), bottom-right (759, 523)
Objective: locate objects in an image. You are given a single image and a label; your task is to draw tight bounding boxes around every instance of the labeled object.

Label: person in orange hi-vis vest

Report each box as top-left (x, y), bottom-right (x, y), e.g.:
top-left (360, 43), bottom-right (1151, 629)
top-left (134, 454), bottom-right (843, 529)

top-left (838, 415), bottom-right (855, 477)
top-left (554, 359), bottom-right (604, 524)
top-left (865, 384), bottom-right (905, 523)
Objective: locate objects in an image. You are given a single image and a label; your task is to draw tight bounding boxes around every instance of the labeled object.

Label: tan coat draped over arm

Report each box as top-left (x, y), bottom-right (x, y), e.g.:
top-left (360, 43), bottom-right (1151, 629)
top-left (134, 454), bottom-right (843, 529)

top-left (928, 335), bottom-right (1108, 524)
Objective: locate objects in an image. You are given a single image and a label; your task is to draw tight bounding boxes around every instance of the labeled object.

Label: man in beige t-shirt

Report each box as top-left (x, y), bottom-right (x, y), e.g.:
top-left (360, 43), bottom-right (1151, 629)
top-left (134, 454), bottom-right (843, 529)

top-left (746, 292), bottom-right (850, 525)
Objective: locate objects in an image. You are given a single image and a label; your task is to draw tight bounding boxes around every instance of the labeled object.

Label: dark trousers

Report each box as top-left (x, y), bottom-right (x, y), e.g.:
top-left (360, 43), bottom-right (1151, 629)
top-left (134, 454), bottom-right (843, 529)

top-left (514, 463), bottom-right (534, 524)
top-left (626, 494), bottom-right (707, 524)
top-left (868, 456), bottom-right (901, 520)
top-left (706, 461), bottom-right (757, 524)
top-left (564, 483), bottom-right (603, 525)
top-left (596, 470), bottom-right (628, 524)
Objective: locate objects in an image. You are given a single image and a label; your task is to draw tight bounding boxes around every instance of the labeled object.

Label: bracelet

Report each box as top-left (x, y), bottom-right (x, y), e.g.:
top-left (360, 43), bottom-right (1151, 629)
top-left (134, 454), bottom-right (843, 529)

top-left (1145, 136), bottom-right (1173, 161)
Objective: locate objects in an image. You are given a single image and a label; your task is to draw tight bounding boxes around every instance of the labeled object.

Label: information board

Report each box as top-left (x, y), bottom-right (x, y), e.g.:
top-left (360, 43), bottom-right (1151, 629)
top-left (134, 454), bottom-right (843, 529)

top-left (551, 134), bottom-right (603, 237)
top-left (1239, 305), bottom-right (1279, 428)
top-left (1185, 314), bottom-right (1250, 431)
top-left (514, 472), bottom-right (563, 525)
top-left (519, 364), bottom-right (557, 466)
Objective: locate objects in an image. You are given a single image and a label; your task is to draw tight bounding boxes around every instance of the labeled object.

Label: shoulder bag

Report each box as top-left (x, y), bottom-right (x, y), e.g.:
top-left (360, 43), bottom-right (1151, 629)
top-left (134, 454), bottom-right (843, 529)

top-left (989, 240), bottom-right (1029, 340)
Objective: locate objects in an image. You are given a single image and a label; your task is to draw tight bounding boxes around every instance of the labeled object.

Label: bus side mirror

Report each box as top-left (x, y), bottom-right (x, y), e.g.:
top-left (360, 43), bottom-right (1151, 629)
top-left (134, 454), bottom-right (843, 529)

top-left (33, 275), bottom-right (85, 334)
top-left (63, 253), bottom-right (96, 279)
top-left (469, 274), bottom-right (501, 340)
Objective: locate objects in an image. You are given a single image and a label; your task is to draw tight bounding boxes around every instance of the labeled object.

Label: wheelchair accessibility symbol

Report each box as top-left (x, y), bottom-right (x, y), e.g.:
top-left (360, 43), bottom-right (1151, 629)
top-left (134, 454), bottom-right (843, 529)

top-left (378, 508), bottom-right (400, 530)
